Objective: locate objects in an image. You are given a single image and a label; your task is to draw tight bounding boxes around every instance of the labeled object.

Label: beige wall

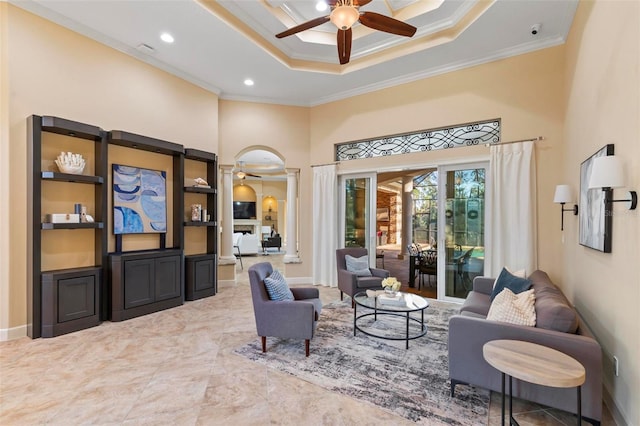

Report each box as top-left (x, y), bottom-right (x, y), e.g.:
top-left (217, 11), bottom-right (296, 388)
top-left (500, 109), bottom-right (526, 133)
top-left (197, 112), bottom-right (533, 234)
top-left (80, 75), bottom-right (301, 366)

top-left (2, 1), bottom-right (637, 421)
top-left (311, 46), bottom-right (567, 280)
top-left (1, 5), bottom-right (219, 335)
top-left (562, 1), bottom-right (639, 424)
top-left (218, 101), bottom-right (310, 277)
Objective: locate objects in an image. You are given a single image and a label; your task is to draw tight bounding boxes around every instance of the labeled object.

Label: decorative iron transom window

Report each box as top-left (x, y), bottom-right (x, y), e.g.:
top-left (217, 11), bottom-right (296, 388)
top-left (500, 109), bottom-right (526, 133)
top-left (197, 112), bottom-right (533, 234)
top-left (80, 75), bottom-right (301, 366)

top-left (335, 119), bottom-right (501, 161)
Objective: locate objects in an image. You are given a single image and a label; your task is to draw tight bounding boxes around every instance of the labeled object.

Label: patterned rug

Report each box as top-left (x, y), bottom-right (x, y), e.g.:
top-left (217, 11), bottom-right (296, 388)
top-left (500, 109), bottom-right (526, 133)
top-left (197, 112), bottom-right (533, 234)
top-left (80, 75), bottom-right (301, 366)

top-left (234, 299), bottom-right (489, 425)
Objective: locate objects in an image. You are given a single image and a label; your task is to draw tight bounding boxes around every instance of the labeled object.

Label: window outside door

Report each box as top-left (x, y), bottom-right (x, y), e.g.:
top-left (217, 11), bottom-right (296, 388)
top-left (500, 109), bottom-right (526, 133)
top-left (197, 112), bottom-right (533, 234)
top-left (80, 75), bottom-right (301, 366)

top-left (438, 163), bottom-right (488, 301)
top-left (339, 173), bottom-right (377, 265)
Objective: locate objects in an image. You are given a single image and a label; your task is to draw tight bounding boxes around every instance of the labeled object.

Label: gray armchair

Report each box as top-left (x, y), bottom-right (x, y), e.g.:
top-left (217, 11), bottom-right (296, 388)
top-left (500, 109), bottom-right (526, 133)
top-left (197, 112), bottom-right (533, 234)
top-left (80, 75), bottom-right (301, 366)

top-left (248, 262), bottom-right (322, 357)
top-left (336, 248), bottom-right (390, 308)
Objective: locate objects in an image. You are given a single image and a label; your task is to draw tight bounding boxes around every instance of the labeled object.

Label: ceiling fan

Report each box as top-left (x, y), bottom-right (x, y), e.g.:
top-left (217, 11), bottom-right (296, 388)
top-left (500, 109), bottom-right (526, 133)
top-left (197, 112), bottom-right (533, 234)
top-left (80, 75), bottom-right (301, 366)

top-left (275, 0), bottom-right (417, 65)
top-left (235, 161), bottom-right (262, 179)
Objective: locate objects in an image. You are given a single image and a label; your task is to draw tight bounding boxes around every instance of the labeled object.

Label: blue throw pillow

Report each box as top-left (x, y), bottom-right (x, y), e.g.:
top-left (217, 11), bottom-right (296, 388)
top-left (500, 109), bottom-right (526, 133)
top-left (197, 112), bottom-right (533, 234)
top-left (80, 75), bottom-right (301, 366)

top-left (490, 268), bottom-right (532, 302)
top-left (345, 254), bottom-right (372, 277)
top-left (264, 270), bottom-right (294, 301)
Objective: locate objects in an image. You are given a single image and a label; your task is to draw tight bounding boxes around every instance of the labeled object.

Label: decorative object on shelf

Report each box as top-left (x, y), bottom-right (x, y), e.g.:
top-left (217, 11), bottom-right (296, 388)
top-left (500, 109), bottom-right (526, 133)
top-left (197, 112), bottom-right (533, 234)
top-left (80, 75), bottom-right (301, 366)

top-left (579, 145), bottom-right (613, 252)
top-left (191, 204), bottom-right (202, 221)
top-left (80, 205), bottom-right (88, 223)
top-left (85, 214), bottom-right (95, 223)
top-left (45, 213), bottom-right (80, 223)
top-left (193, 177), bottom-right (210, 188)
top-left (381, 276), bottom-right (401, 297)
top-left (55, 151), bottom-right (85, 174)
top-left (553, 184), bottom-right (578, 231)
top-left (113, 164), bottom-right (167, 234)
top-left (202, 208), bottom-right (208, 222)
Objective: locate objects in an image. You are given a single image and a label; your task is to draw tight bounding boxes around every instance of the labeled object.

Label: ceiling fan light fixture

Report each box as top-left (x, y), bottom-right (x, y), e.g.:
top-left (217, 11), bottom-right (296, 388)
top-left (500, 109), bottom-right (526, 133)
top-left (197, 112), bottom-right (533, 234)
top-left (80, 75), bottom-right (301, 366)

top-left (236, 171), bottom-right (246, 179)
top-left (330, 5), bottom-right (359, 30)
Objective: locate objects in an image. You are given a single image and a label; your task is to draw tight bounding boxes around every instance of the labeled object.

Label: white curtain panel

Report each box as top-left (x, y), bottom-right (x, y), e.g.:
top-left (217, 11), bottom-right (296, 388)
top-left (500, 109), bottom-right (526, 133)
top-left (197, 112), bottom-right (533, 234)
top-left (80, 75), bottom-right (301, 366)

top-left (488, 141), bottom-right (538, 277)
top-left (312, 164), bottom-right (338, 287)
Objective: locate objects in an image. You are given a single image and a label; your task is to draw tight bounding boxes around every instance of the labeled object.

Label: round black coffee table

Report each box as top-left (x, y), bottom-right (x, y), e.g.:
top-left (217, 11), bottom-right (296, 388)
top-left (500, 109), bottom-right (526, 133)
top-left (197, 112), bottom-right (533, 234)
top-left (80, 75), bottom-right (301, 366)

top-left (353, 291), bottom-right (429, 349)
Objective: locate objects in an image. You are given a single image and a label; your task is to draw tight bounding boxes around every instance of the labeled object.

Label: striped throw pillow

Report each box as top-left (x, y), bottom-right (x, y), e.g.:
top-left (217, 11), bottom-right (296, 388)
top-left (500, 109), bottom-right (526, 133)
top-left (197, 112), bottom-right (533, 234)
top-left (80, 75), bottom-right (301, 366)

top-left (264, 270), bottom-right (294, 301)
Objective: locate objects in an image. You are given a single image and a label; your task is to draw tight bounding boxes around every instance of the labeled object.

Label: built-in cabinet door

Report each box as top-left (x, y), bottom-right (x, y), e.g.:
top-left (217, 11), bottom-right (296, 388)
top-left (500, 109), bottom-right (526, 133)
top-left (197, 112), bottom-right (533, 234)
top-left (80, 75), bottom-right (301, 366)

top-left (57, 275), bottom-right (96, 323)
top-left (124, 259), bottom-right (155, 309)
top-left (193, 258), bottom-right (215, 292)
top-left (155, 256), bottom-right (181, 301)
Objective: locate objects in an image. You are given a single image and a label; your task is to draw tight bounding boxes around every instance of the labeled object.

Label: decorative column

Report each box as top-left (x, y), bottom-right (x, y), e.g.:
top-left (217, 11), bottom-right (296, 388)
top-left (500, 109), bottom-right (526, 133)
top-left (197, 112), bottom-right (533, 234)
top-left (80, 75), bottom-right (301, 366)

top-left (400, 175), bottom-right (413, 259)
top-left (284, 168), bottom-right (301, 263)
top-left (218, 165), bottom-right (237, 265)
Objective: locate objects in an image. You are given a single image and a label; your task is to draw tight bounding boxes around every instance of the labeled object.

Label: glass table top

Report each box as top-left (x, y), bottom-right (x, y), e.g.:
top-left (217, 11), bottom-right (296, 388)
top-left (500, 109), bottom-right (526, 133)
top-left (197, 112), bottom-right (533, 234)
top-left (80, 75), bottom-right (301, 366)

top-left (353, 291), bottom-right (429, 312)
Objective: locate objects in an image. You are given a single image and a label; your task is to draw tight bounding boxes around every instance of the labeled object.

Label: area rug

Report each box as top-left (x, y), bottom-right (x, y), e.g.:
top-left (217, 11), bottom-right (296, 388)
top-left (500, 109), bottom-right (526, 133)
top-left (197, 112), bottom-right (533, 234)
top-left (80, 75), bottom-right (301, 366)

top-left (234, 299), bottom-right (489, 425)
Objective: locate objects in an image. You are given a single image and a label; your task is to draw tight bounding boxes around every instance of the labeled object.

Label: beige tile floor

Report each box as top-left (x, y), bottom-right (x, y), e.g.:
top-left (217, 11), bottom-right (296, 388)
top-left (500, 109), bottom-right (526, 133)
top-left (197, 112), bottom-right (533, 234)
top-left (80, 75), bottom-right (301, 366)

top-left (0, 254), bottom-right (615, 425)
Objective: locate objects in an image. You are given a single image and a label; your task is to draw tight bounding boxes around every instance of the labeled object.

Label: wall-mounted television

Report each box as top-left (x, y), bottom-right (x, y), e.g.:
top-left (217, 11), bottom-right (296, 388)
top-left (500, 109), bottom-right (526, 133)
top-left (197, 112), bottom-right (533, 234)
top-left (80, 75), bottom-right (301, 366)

top-left (233, 201), bottom-right (256, 219)
top-left (113, 164), bottom-right (167, 234)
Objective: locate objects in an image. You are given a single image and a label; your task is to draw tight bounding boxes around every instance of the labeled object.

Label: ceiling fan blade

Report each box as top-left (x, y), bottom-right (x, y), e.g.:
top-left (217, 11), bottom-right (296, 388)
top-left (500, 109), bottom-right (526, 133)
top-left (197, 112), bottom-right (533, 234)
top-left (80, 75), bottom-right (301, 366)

top-left (337, 28), bottom-right (352, 64)
top-left (276, 16), bottom-right (330, 38)
top-left (247, 172), bottom-right (262, 178)
top-left (359, 11), bottom-right (417, 37)
top-left (328, 0), bottom-right (372, 6)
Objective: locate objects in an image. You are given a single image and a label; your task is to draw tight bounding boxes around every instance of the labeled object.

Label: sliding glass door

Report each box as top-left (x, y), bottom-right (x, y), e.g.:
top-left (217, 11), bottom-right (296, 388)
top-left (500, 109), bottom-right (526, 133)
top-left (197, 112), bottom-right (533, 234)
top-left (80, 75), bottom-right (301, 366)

top-left (339, 173), bottom-right (377, 264)
top-left (438, 163), bottom-right (488, 301)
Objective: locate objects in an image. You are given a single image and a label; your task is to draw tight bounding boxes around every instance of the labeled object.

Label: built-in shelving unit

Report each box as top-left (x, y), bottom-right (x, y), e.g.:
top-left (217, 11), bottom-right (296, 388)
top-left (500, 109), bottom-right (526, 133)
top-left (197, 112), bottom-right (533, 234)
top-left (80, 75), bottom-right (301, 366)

top-left (183, 149), bottom-right (218, 300)
top-left (107, 130), bottom-right (185, 321)
top-left (28, 115), bottom-right (107, 338)
top-left (27, 116), bottom-right (219, 336)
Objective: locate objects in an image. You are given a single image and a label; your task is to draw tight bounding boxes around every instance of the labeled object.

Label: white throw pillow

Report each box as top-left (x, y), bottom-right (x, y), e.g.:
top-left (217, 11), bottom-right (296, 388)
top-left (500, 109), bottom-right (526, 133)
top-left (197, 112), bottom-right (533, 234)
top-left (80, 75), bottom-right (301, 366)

top-left (345, 254), bottom-right (372, 277)
top-left (486, 288), bottom-right (536, 327)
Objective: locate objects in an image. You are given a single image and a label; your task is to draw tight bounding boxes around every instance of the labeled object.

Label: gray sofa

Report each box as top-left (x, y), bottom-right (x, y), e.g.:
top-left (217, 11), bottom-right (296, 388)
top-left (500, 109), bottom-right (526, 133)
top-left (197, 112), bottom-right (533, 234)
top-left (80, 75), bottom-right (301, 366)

top-left (448, 270), bottom-right (602, 424)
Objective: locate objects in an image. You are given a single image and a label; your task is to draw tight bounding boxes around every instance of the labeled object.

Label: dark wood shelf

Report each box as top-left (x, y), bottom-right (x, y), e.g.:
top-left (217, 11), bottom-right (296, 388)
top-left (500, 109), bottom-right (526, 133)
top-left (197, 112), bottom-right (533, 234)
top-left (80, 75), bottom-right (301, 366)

top-left (184, 186), bottom-right (216, 194)
top-left (29, 115), bottom-right (108, 339)
top-left (41, 222), bottom-right (104, 230)
top-left (185, 148), bottom-right (216, 162)
top-left (41, 116), bottom-right (102, 141)
top-left (184, 221), bottom-right (217, 227)
top-left (182, 149), bottom-right (217, 301)
top-left (41, 171), bottom-right (104, 184)
top-left (109, 130), bottom-right (184, 155)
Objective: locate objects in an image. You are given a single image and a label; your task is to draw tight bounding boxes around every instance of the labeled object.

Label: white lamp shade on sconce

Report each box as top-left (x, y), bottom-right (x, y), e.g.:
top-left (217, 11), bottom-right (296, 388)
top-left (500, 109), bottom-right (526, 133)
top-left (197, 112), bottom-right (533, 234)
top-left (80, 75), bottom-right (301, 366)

top-left (553, 185), bottom-right (573, 203)
top-left (588, 156), bottom-right (625, 189)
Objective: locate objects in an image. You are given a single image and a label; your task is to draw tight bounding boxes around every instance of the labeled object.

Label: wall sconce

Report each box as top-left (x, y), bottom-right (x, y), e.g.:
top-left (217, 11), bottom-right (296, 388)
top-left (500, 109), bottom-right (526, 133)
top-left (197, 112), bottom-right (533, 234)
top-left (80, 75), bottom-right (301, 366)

top-left (553, 185), bottom-right (578, 231)
top-left (588, 155), bottom-right (637, 210)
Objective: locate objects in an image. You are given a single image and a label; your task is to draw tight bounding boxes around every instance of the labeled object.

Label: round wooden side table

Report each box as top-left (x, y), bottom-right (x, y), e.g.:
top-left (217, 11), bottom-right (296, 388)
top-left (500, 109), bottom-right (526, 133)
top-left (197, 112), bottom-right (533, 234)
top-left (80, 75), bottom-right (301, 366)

top-left (483, 339), bottom-right (586, 426)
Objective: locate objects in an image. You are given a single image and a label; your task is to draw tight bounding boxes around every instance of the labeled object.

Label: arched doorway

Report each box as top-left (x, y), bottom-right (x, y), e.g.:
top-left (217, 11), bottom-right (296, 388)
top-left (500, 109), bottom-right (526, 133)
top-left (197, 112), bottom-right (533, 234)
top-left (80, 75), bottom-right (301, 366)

top-left (219, 147), bottom-right (301, 274)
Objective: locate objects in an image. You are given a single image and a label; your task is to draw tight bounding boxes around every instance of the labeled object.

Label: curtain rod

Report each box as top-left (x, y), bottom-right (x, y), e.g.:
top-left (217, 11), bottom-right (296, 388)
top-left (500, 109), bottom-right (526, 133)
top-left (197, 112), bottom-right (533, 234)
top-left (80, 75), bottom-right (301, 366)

top-left (311, 161), bottom-right (340, 168)
top-left (486, 136), bottom-right (544, 147)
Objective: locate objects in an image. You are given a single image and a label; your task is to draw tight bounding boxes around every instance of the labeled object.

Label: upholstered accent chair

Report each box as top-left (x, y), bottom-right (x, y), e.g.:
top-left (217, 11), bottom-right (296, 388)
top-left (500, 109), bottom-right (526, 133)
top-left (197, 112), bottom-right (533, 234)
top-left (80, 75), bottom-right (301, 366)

top-left (248, 262), bottom-right (322, 357)
top-left (336, 248), bottom-right (390, 308)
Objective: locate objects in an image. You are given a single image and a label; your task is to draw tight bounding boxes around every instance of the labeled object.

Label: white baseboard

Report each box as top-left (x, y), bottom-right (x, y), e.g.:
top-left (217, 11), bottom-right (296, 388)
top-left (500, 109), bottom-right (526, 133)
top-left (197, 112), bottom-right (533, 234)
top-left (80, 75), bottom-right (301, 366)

top-left (603, 384), bottom-right (628, 426)
top-left (0, 324), bottom-right (27, 341)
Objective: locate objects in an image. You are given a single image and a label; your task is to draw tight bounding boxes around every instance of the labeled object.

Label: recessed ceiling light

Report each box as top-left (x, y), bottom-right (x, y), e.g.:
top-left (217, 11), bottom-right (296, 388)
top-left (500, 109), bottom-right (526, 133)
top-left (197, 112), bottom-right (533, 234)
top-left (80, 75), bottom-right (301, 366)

top-left (244, 79), bottom-right (254, 86)
top-left (160, 32), bottom-right (174, 43)
top-left (316, 1), bottom-right (328, 12)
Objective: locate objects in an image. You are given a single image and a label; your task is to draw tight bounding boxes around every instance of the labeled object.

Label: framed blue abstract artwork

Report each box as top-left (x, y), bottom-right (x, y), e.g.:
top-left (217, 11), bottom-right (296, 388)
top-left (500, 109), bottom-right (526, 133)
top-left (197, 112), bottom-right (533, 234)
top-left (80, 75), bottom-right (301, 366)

top-left (113, 164), bottom-right (167, 234)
